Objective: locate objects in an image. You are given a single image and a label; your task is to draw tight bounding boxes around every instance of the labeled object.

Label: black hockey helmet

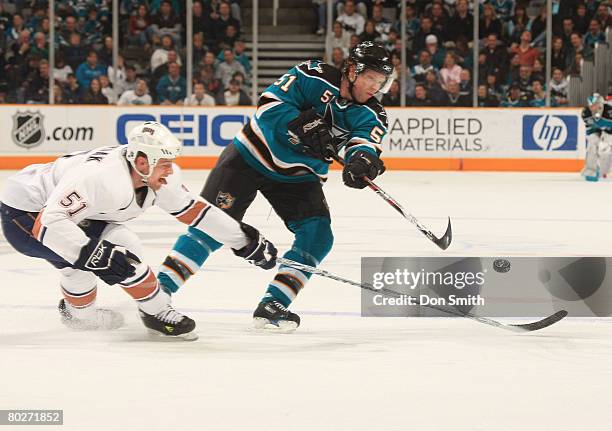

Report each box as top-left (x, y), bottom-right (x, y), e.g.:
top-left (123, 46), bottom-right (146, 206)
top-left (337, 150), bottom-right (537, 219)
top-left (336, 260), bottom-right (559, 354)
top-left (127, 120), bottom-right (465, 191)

top-left (344, 41), bottom-right (394, 94)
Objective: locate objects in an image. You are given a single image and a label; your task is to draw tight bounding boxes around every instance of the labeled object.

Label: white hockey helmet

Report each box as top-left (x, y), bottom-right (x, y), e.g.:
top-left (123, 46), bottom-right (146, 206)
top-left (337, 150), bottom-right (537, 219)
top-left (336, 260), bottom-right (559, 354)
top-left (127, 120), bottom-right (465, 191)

top-left (125, 121), bottom-right (182, 178)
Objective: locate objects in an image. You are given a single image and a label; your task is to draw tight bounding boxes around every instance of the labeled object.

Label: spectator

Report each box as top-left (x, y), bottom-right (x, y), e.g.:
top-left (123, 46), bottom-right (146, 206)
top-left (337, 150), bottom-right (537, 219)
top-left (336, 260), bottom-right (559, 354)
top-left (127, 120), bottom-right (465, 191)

top-left (531, 58), bottom-right (545, 84)
top-left (231, 70), bottom-right (248, 91)
top-left (447, 0), bottom-right (472, 42)
top-left (62, 32), bottom-right (87, 71)
top-left (215, 48), bottom-right (247, 88)
top-left (429, 1), bottom-right (448, 40)
top-left (551, 36), bottom-right (568, 72)
top-left (99, 75), bottom-right (115, 104)
top-left (584, 19), bottom-right (605, 49)
top-left (360, 20), bottom-right (381, 43)
top-left (156, 61), bottom-right (186, 104)
top-left (216, 78), bottom-right (252, 106)
top-left (30, 31), bottom-right (48, 59)
top-left (152, 49), bottom-right (181, 88)
top-left (573, 3), bottom-right (590, 35)
top-left (412, 50), bottom-right (437, 83)
top-left (567, 32), bottom-right (591, 65)
top-left (423, 69), bottom-right (445, 105)
top-left (217, 39), bottom-right (251, 75)
top-left (459, 68), bottom-right (472, 98)
top-left (115, 65), bottom-right (138, 95)
top-left (424, 34), bottom-right (445, 69)
top-left (128, 3), bottom-right (151, 46)
top-left (97, 36), bottom-right (114, 67)
top-left (313, 0), bottom-right (326, 35)
top-left (384, 28), bottom-right (398, 53)
top-left (53, 54), bottom-right (73, 84)
top-left (185, 81), bottom-right (216, 106)
top-left (336, 0), bottom-right (367, 18)
top-left (212, 2), bottom-right (241, 49)
top-left (53, 83), bottom-right (64, 104)
top-left (477, 84), bottom-right (499, 107)
top-left (80, 78), bottom-right (108, 104)
top-left (192, 32), bottom-right (209, 65)
top-left (557, 17), bottom-right (575, 48)
top-left (442, 81), bottom-right (470, 106)
top-left (149, 0), bottom-right (181, 47)
top-left (63, 73), bottom-right (80, 103)
top-left (24, 59), bottom-right (49, 103)
top-left (595, 4), bottom-right (612, 29)
top-left (218, 24), bottom-right (238, 51)
top-left (481, 33), bottom-right (508, 79)
top-left (75, 51), bottom-right (107, 91)
top-left (490, 0), bottom-right (514, 23)
top-left (511, 31), bottom-right (540, 67)
top-left (413, 16), bottom-right (436, 53)
top-left (550, 68), bottom-right (569, 106)
top-left (486, 73), bottom-right (504, 101)
top-left (507, 5), bottom-right (529, 44)
top-left (569, 51), bottom-right (584, 75)
top-left (151, 35), bottom-right (181, 73)
top-left (107, 55), bottom-right (127, 92)
top-left (500, 84), bottom-right (525, 107)
top-left (198, 64), bottom-right (222, 96)
top-left (517, 65), bottom-right (534, 98)
top-left (529, 80), bottom-right (547, 107)
top-left (6, 13), bottom-right (26, 42)
top-left (382, 79), bottom-right (400, 106)
top-left (349, 33), bottom-right (361, 50)
top-left (409, 84), bottom-right (432, 106)
top-left (329, 21), bottom-right (351, 55)
top-left (371, 4), bottom-right (391, 42)
top-left (395, 4), bottom-right (419, 40)
top-left (337, 0), bottom-right (365, 36)
top-left (479, 4), bottom-right (502, 40)
top-left (331, 47), bottom-right (345, 71)
top-left (530, 6), bottom-right (547, 46)
top-left (118, 79), bottom-right (153, 105)
top-left (58, 15), bottom-right (78, 47)
top-left (83, 8), bottom-right (104, 46)
top-left (440, 52), bottom-right (461, 90)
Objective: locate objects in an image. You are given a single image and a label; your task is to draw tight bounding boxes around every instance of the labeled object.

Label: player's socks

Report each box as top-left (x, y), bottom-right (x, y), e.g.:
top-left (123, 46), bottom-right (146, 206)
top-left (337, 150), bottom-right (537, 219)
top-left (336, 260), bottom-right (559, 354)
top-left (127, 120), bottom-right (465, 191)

top-left (158, 227), bottom-right (222, 294)
top-left (58, 299), bottom-right (125, 330)
top-left (261, 249), bottom-right (311, 307)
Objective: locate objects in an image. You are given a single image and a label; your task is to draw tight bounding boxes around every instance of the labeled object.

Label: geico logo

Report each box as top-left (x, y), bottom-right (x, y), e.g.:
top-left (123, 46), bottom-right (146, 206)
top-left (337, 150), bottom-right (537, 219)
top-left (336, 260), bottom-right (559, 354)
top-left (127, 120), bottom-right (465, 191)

top-left (116, 114), bottom-right (249, 147)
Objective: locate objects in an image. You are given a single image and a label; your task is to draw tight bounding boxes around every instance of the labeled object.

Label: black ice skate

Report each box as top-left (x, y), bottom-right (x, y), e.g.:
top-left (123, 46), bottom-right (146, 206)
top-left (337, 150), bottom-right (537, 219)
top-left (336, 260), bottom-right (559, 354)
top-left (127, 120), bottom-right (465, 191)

top-left (58, 299), bottom-right (125, 331)
top-left (139, 306), bottom-right (197, 341)
top-left (253, 300), bottom-right (300, 332)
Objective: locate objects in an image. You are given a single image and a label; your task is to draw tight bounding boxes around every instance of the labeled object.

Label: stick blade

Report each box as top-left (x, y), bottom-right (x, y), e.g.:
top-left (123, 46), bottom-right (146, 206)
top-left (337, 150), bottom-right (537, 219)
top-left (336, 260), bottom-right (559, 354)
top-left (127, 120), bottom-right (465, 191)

top-left (506, 310), bottom-right (568, 333)
top-left (434, 217), bottom-right (453, 250)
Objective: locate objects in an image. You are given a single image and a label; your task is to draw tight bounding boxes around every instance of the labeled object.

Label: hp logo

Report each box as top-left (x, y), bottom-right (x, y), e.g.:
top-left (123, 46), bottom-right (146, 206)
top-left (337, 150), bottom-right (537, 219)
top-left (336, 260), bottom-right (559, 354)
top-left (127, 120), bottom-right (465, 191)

top-left (522, 115), bottom-right (578, 151)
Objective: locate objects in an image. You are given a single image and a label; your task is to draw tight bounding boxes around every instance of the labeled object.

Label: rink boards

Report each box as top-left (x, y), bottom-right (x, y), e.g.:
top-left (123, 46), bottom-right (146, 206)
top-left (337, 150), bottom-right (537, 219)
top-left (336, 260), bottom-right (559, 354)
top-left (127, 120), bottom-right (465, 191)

top-left (0, 105), bottom-right (586, 171)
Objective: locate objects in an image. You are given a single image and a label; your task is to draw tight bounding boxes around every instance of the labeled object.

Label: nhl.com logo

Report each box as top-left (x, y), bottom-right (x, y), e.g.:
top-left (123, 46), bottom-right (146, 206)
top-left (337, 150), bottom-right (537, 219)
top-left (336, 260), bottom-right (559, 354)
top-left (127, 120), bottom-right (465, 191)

top-left (11, 110), bottom-right (46, 149)
top-left (522, 115), bottom-right (578, 151)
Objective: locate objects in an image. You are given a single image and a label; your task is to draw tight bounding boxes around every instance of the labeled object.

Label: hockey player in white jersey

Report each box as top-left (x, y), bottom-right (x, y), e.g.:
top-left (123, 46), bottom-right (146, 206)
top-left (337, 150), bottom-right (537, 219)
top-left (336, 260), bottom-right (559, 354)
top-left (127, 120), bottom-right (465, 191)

top-left (581, 93), bottom-right (612, 181)
top-left (0, 122), bottom-right (277, 339)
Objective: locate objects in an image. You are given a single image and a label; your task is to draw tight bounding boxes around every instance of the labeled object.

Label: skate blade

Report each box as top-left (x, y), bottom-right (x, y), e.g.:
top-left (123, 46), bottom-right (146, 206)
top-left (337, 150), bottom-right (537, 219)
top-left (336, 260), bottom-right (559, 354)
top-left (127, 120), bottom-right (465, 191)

top-left (146, 329), bottom-right (199, 342)
top-left (252, 317), bottom-right (298, 333)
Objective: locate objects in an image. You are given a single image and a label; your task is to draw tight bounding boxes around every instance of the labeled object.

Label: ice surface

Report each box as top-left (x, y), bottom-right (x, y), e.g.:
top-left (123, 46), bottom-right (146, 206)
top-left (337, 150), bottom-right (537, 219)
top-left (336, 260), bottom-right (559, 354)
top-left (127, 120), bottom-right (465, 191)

top-left (1, 170), bottom-right (611, 431)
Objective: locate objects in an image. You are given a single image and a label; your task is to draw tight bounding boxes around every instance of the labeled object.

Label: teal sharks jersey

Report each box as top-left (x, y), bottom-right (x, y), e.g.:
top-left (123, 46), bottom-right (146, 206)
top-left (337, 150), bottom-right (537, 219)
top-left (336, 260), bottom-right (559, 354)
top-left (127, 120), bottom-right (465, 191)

top-left (233, 59), bottom-right (388, 183)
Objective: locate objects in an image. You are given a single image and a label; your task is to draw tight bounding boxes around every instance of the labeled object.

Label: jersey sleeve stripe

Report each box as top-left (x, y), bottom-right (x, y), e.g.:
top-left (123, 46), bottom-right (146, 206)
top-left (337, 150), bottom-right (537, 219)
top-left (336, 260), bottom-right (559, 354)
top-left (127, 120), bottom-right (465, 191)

top-left (175, 201), bottom-right (208, 225)
top-left (295, 66), bottom-right (340, 91)
top-left (171, 199), bottom-right (196, 217)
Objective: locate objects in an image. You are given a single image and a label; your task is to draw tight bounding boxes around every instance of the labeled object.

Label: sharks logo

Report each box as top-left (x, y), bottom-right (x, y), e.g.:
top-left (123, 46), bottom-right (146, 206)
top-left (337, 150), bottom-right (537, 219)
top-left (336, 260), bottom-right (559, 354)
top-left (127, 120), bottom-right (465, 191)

top-left (323, 103), bottom-right (350, 146)
top-left (216, 191), bottom-right (236, 210)
top-left (12, 111), bottom-right (46, 148)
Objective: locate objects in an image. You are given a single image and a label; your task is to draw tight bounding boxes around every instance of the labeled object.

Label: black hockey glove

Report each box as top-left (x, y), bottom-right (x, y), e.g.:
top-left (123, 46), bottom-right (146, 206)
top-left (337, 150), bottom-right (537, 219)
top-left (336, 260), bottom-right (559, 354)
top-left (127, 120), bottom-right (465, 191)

top-left (74, 239), bottom-right (140, 285)
top-left (287, 108), bottom-right (337, 164)
top-left (232, 222), bottom-right (278, 270)
top-left (342, 150), bottom-right (386, 189)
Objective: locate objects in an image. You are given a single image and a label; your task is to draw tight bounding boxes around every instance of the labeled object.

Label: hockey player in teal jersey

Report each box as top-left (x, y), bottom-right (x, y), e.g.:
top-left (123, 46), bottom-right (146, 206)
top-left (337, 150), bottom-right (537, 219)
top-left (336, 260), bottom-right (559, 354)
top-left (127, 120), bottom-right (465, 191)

top-left (158, 42), bottom-right (393, 332)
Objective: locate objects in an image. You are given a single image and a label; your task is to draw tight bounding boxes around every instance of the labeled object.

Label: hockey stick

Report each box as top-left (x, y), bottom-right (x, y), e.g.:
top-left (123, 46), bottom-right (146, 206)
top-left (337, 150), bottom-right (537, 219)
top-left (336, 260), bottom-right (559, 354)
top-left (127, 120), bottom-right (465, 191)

top-left (336, 156), bottom-right (452, 250)
top-left (277, 257), bottom-right (568, 333)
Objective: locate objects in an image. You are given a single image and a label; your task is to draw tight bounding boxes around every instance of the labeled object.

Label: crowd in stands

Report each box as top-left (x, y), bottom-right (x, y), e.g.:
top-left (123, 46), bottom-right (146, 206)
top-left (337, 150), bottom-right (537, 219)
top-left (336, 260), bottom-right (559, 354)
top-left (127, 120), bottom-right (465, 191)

top-left (0, 0), bottom-right (251, 105)
top-left (323, 0), bottom-right (611, 107)
top-left (1, 0), bottom-right (610, 107)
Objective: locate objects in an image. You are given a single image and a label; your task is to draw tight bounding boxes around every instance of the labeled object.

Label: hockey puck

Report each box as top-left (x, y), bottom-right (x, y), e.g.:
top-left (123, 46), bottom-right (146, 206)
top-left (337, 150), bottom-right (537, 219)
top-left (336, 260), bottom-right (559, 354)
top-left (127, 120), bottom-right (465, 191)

top-left (493, 259), bottom-right (511, 273)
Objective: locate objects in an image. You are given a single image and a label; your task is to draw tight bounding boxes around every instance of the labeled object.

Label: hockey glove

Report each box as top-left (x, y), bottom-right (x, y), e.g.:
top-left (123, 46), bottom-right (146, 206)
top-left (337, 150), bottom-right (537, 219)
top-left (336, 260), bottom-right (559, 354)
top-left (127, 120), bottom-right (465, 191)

top-left (232, 223), bottom-right (278, 270)
top-left (74, 239), bottom-right (140, 285)
top-left (287, 108), bottom-right (337, 164)
top-left (342, 150), bottom-right (386, 189)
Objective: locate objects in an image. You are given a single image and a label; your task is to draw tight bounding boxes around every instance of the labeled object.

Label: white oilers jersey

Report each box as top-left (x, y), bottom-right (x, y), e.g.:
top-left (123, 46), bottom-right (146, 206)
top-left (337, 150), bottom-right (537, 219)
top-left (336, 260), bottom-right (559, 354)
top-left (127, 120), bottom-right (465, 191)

top-left (1, 146), bottom-right (248, 264)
